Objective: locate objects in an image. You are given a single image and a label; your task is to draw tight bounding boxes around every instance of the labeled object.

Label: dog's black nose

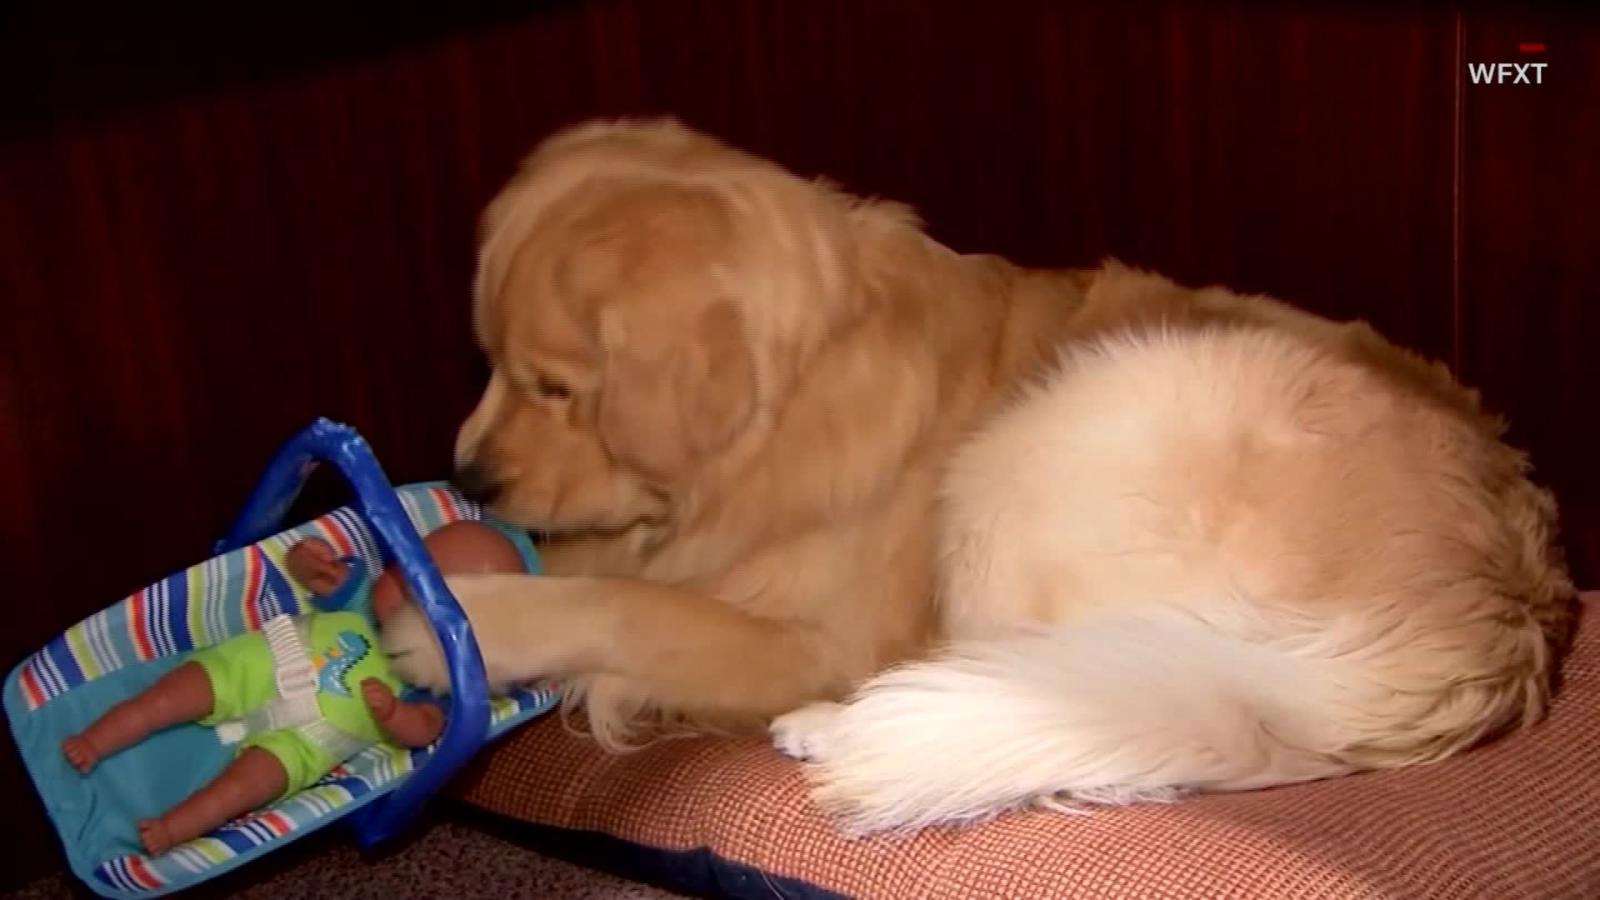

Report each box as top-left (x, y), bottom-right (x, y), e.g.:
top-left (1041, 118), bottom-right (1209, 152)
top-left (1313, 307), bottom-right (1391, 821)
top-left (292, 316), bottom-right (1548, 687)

top-left (454, 461), bottom-right (503, 505)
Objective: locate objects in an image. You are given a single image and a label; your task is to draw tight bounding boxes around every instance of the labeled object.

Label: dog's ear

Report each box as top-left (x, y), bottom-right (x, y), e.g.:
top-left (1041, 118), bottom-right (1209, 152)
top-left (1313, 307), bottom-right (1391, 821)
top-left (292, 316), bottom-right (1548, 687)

top-left (598, 302), bottom-right (756, 481)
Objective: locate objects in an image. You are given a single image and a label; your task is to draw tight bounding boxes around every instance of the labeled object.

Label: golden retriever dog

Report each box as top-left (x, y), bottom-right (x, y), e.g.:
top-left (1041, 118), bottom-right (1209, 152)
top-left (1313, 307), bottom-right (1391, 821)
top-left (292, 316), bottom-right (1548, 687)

top-left (382, 118), bottom-right (1574, 833)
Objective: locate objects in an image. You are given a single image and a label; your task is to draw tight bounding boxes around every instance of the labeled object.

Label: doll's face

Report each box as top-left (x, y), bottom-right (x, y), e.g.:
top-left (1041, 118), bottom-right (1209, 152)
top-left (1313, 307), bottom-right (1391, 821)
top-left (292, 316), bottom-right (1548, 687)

top-left (370, 521), bottom-right (526, 621)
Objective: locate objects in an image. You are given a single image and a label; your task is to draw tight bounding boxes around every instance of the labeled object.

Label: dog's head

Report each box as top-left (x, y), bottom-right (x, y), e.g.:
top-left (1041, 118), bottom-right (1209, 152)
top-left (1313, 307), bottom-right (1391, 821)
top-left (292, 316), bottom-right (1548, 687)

top-left (456, 119), bottom-right (869, 532)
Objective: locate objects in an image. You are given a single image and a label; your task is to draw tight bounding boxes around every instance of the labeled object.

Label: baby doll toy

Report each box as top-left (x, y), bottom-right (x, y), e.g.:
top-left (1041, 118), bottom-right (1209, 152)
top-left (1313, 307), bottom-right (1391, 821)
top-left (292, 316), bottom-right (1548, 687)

top-left (60, 521), bottom-right (526, 855)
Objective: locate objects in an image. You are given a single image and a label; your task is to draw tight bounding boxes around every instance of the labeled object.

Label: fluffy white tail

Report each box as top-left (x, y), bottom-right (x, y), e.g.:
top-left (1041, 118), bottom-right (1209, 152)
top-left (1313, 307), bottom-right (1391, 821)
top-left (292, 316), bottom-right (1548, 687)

top-left (775, 612), bottom-right (1355, 834)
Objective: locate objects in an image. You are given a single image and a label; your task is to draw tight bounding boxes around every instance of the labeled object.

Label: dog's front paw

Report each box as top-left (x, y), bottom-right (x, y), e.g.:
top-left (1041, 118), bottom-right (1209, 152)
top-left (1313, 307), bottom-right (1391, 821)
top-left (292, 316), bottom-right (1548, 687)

top-left (379, 602), bottom-right (451, 693)
top-left (770, 701), bottom-right (846, 761)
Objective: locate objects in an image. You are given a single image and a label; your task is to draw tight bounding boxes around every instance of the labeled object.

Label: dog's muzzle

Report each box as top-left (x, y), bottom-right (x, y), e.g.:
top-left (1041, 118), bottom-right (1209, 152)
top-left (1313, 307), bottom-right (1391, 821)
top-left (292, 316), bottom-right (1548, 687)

top-left (453, 460), bottom-right (504, 505)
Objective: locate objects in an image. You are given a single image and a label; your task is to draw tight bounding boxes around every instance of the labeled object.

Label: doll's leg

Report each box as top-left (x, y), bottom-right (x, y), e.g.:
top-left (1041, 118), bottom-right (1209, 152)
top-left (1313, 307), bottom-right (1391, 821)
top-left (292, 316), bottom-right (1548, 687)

top-left (138, 746), bottom-right (287, 855)
top-left (360, 678), bottom-right (444, 748)
top-left (285, 537), bottom-right (346, 594)
top-left (62, 661), bottom-right (215, 773)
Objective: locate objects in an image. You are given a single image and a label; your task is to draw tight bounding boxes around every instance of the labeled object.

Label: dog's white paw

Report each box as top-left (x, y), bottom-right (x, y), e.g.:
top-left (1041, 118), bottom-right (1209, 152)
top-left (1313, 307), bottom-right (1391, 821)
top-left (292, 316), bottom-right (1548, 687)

top-left (770, 701), bottom-right (846, 761)
top-left (379, 602), bottom-right (452, 693)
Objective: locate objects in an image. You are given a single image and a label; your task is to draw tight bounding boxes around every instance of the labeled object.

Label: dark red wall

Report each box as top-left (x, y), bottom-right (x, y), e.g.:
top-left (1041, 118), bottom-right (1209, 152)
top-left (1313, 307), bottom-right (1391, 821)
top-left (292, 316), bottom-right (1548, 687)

top-left (2, 1), bottom-right (1595, 887)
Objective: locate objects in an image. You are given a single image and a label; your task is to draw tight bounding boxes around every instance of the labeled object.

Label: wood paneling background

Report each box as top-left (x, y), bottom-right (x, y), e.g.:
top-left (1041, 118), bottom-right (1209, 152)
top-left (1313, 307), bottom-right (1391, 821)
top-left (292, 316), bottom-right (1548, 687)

top-left (1, 0), bottom-right (1594, 888)
top-left (1458, 7), bottom-right (1600, 585)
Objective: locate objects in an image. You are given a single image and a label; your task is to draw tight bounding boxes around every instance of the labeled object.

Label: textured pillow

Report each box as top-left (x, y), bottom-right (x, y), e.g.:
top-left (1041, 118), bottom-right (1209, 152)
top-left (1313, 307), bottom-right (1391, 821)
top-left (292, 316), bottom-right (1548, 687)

top-left (459, 594), bottom-right (1600, 899)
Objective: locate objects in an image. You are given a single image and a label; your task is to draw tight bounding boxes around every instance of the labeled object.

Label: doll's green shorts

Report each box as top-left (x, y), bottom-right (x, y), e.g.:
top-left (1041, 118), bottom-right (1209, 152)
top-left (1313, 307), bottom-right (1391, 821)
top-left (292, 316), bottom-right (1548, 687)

top-left (189, 611), bottom-right (401, 797)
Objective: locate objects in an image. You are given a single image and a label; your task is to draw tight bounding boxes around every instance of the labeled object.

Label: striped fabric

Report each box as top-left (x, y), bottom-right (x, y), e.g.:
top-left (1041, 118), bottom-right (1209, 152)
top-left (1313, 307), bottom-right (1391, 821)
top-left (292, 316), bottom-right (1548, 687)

top-left (9, 482), bottom-right (558, 897)
top-left (18, 484), bottom-right (474, 710)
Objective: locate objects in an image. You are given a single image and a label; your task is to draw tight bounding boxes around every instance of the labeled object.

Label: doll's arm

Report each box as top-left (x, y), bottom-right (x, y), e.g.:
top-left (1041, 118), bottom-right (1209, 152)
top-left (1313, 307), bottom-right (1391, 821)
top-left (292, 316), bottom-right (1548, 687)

top-left (315, 561), bottom-right (371, 615)
top-left (284, 538), bottom-right (371, 615)
top-left (360, 679), bottom-right (445, 748)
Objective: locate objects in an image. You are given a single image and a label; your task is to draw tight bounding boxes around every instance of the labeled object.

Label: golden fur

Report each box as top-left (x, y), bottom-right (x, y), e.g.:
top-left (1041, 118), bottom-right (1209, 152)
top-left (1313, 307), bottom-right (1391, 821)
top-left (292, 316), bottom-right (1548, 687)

top-left (380, 119), bottom-right (1574, 829)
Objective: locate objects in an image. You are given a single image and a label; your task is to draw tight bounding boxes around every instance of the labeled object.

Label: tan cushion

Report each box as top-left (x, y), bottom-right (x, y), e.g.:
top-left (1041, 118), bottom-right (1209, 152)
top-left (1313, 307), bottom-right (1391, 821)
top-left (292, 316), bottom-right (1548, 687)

top-left (458, 593), bottom-right (1600, 898)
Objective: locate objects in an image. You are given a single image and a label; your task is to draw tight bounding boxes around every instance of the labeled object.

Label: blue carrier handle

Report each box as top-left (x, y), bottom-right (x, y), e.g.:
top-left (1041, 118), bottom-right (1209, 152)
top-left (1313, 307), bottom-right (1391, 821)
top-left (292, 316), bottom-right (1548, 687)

top-left (214, 417), bottom-right (491, 849)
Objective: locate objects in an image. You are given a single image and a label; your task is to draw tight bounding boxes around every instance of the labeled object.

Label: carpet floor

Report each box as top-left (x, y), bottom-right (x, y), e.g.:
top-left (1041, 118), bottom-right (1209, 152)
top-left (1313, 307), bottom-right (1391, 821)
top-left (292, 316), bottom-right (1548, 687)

top-left (8, 816), bottom-right (685, 899)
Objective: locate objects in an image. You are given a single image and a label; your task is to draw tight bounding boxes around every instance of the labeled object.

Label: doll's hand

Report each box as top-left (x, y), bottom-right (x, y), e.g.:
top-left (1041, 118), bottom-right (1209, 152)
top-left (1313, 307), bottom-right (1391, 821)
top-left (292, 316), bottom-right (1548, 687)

top-left (360, 677), bottom-right (401, 721)
top-left (362, 678), bottom-right (445, 748)
top-left (285, 538), bottom-right (347, 595)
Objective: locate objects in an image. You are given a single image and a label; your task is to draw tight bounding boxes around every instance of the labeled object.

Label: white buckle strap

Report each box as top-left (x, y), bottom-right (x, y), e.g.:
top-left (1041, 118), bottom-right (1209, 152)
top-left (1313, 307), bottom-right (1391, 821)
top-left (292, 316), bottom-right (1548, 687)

top-left (215, 614), bottom-right (323, 745)
top-left (296, 718), bottom-right (374, 764)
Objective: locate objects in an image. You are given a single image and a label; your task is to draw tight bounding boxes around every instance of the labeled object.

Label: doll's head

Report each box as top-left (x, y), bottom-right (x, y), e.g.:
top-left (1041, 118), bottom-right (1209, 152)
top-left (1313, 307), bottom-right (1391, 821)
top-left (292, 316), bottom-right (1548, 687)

top-left (370, 521), bottom-right (526, 621)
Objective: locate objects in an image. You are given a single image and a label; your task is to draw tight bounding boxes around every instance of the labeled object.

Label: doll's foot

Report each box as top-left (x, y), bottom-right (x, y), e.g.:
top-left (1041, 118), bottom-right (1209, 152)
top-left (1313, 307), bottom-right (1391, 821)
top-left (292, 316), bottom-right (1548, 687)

top-left (61, 734), bottom-right (101, 773)
top-left (361, 678), bottom-right (400, 724)
top-left (286, 538), bottom-right (346, 595)
top-left (138, 818), bottom-right (175, 855)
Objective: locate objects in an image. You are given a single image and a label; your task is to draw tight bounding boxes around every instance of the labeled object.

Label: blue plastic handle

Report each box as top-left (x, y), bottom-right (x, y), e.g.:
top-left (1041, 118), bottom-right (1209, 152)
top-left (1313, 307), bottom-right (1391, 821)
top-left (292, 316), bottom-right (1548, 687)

top-left (214, 417), bottom-right (491, 848)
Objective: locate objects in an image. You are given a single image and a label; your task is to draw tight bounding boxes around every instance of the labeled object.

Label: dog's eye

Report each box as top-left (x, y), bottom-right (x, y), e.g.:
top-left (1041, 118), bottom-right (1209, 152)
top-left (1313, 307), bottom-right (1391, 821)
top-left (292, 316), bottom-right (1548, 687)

top-left (535, 376), bottom-right (572, 401)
